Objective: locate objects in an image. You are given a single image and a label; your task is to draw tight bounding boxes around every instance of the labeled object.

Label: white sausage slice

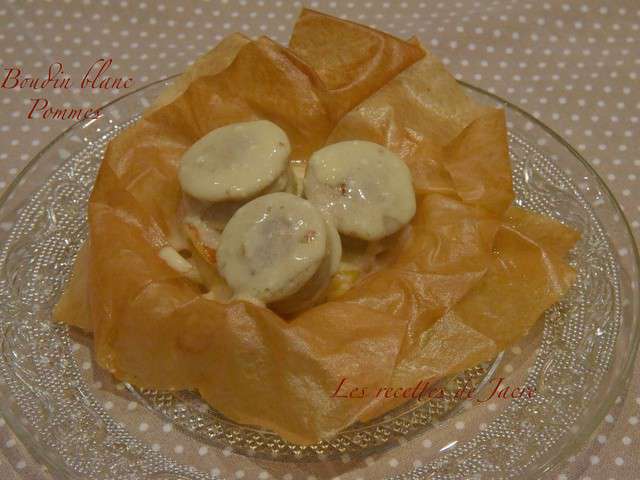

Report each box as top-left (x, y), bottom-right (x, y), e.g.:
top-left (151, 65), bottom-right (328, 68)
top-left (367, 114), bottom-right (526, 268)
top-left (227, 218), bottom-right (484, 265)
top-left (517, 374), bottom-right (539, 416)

top-left (178, 120), bottom-right (291, 202)
top-left (217, 192), bottom-right (328, 304)
top-left (304, 140), bottom-right (416, 241)
top-left (179, 165), bottom-right (297, 266)
top-left (271, 217), bottom-right (341, 314)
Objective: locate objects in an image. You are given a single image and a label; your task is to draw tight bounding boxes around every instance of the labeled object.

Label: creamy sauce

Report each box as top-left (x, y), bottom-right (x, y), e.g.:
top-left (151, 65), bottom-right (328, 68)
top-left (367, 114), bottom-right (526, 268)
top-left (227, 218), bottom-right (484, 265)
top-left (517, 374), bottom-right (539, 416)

top-left (159, 246), bottom-right (201, 283)
top-left (178, 120), bottom-right (291, 202)
top-left (290, 161), bottom-right (307, 196)
top-left (304, 140), bottom-right (416, 241)
top-left (326, 219), bottom-right (342, 276)
top-left (265, 166), bottom-right (296, 195)
top-left (217, 192), bottom-right (330, 304)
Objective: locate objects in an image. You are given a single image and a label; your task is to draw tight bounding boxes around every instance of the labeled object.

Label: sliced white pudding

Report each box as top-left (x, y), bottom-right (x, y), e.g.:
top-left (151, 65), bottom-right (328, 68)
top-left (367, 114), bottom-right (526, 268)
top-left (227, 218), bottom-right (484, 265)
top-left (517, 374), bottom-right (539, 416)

top-left (178, 119), bottom-right (291, 203)
top-left (271, 216), bottom-right (341, 314)
top-left (177, 120), bottom-right (296, 266)
top-left (217, 192), bottom-right (340, 311)
top-left (304, 140), bottom-right (416, 241)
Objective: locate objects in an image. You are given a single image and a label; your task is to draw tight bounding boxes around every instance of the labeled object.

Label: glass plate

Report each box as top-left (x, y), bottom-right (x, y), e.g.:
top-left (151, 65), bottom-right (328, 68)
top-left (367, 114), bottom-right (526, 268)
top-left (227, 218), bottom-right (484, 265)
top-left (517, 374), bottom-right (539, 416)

top-left (0, 77), bottom-right (638, 480)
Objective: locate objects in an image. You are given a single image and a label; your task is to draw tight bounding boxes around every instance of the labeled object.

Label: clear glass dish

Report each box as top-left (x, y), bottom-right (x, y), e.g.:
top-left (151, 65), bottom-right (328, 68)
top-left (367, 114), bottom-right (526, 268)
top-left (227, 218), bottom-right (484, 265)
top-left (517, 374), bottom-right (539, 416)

top-left (0, 76), bottom-right (638, 480)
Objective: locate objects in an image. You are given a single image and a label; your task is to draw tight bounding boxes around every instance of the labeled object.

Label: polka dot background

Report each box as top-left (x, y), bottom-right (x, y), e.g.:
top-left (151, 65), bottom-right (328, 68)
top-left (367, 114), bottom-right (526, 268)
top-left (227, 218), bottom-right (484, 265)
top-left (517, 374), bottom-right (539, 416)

top-left (0, 0), bottom-right (638, 479)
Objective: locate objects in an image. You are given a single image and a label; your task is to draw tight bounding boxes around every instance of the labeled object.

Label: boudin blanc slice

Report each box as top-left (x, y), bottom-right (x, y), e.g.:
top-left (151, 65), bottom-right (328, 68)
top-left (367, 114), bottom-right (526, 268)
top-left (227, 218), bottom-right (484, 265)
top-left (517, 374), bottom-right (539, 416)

top-left (304, 140), bottom-right (416, 241)
top-left (178, 120), bottom-right (291, 203)
top-left (217, 192), bottom-right (335, 305)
